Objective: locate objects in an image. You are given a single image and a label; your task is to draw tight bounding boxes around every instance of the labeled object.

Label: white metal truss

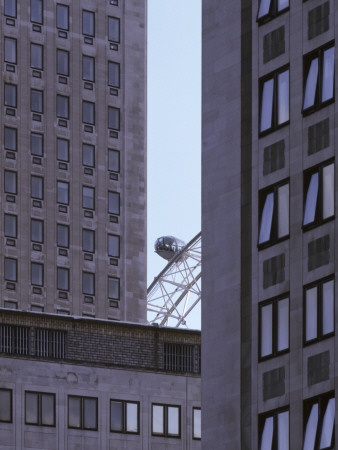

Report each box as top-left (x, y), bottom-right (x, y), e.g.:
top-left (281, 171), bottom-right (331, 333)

top-left (147, 232), bottom-right (201, 329)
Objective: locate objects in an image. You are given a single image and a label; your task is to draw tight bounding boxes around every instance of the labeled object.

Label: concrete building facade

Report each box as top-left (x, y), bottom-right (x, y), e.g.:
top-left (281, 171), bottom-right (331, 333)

top-left (0, 0), bottom-right (146, 322)
top-left (202, 0), bottom-right (337, 448)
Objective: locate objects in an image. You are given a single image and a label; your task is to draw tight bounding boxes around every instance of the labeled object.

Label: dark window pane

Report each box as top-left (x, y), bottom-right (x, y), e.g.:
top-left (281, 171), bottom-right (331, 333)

top-left (108, 107), bottom-right (120, 130)
top-left (68, 397), bottom-right (81, 428)
top-left (41, 394), bottom-right (55, 426)
top-left (108, 17), bottom-right (120, 42)
top-left (82, 101), bottom-right (95, 125)
top-left (0, 390), bottom-right (12, 422)
top-left (57, 49), bottom-right (69, 76)
top-left (4, 258), bottom-right (17, 281)
top-left (57, 4), bottom-right (69, 30)
top-left (82, 144), bottom-right (95, 167)
top-left (4, 215), bottom-right (17, 238)
top-left (110, 401), bottom-right (123, 431)
top-left (4, 0), bottom-right (17, 18)
top-left (108, 149), bottom-right (120, 172)
top-left (83, 11), bottom-right (95, 36)
top-left (83, 272), bottom-right (94, 295)
top-left (82, 56), bottom-right (94, 81)
top-left (57, 181), bottom-right (69, 204)
top-left (4, 38), bottom-right (16, 63)
top-left (31, 89), bottom-right (43, 113)
top-left (31, 43), bottom-right (43, 70)
top-left (82, 187), bottom-right (94, 209)
top-left (4, 171), bottom-right (17, 194)
top-left (108, 234), bottom-right (120, 257)
top-left (83, 398), bottom-right (97, 429)
top-left (31, 219), bottom-right (43, 242)
top-left (31, 176), bottom-right (43, 199)
top-left (31, 133), bottom-right (43, 156)
top-left (25, 392), bottom-right (38, 424)
top-left (4, 84), bottom-right (17, 108)
top-left (57, 267), bottom-right (69, 291)
top-left (108, 191), bottom-right (120, 215)
top-left (31, 263), bottom-right (43, 286)
top-left (57, 224), bottom-right (69, 248)
top-left (31, 0), bottom-right (43, 23)
top-left (82, 229), bottom-right (95, 253)
top-left (108, 61), bottom-right (120, 87)
top-left (4, 127), bottom-right (17, 151)
top-left (57, 138), bottom-right (69, 161)
top-left (57, 95), bottom-right (69, 119)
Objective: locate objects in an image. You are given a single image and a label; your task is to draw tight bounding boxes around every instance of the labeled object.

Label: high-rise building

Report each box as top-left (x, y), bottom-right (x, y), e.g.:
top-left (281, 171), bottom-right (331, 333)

top-left (202, 0), bottom-right (336, 447)
top-left (1, 0), bottom-right (146, 322)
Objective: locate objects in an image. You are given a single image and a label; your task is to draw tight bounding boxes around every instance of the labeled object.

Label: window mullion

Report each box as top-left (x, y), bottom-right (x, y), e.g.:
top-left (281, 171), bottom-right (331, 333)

top-left (272, 299), bottom-right (277, 356)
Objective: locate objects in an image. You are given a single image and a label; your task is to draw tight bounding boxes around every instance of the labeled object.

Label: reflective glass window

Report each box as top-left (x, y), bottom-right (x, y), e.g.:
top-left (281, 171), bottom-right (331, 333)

top-left (193, 408), bottom-right (201, 440)
top-left (82, 186), bottom-right (94, 210)
top-left (31, 262), bottom-right (43, 286)
top-left (82, 144), bottom-right (95, 167)
top-left (83, 272), bottom-right (94, 295)
top-left (108, 17), bottom-right (120, 42)
top-left (5, 214), bottom-right (17, 238)
top-left (68, 396), bottom-right (97, 430)
top-left (304, 395), bottom-right (334, 450)
top-left (31, 176), bottom-right (43, 199)
top-left (108, 61), bottom-right (120, 87)
top-left (31, 0), bottom-right (43, 24)
top-left (31, 89), bottom-right (43, 113)
top-left (57, 181), bottom-right (69, 204)
top-left (108, 191), bottom-right (120, 215)
top-left (82, 10), bottom-right (95, 36)
top-left (108, 234), bottom-right (120, 257)
top-left (108, 277), bottom-right (120, 299)
top-left (4, 84), bottom-right (17, 107)
top-left (82, 101), bottom-right (95, 125)
top-left (56, 4), bottom-right (69, 30)
top-left (108, 106), bottom-right (120, 130)
top-left (57, 138), bottom-right (69, 162)
top-left (57, 95), bottom-right (69, 119)
top-left (5, 171), bottom-right (17, 194)
top-left (4, 258), bottom-right (17, 281)
top-left (4, 37), bottom-right (16, 63)
top-left (152, 404), bottom-right (180, 437)
top-left (82, 55), bottom-right (94, 81)
top-left (4, 0), bottom-right (17, 18)
top-left (0, 389), bottom-right (12, 423)
top-left (82, 229), bottom-right (95, 253)
top-left (110, 400), bottom-right (139, 434)
top-left (259, 409), bottom-right (289, 450)
top-left (4, 127), bottom-right (17, 151)
top-left (57, 49), bottom-right (69, 76)
top-left (31, 133), bottom-right (43, 156)
top-left (57, 267), bottom-right (69, 291)
top-left (57, 224), bottom-right (69, 248)
top-left (31, 219), bottom-right (43, 243)
top-left (257, 0), bottom-right (289, 22)
top-left (31, 43), bottom-right (43, 70)
top-left (108, 149), bottom-right (120, 172)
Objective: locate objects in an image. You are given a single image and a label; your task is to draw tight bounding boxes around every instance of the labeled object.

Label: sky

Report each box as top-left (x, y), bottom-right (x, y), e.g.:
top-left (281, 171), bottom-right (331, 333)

top-left (147, 0), bottom-right (202, 294)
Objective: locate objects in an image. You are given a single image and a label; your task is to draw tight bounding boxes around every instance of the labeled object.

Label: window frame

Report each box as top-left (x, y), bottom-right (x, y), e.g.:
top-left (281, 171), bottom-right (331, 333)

top-left (31, 262), bottom-right (44, 287)
top-left (82, 229), bottom-right (95, 253)
top-left (82, 186), bottom-right (95, 210)
top-left (4, 170), bottom-right (17, 194)
top-left (4, 83), bottom-right (17, 108)
top-left (82, 143), bottom-right (95, 167)
top-left (110, 399), bottom-right (140, 434)
top-left (82, 271), bottom-right (95, 296)
top-left (108, 149), bottom-right (120, 173)
top-left (256, 0), bottom-right (289, 25)
top-left (108, 191), bottom-right (120, 216)
top-left (108, 276), bottom-right (120, 300)
top-left (4, 214), bottom-right (17, 238)
top-left (4, 127), bottom-right (17, 151)
top-left (31, 132), bottom-right (44, 157)
top-left (57, 267), bottom-right (69, 291)
top-left (303, 393), bottom-right (335, 450)
top-left (192, 407), bottom-right (201, 440)
top-left (31, 175), bottom-right (44, 200)
top-left (4, 0), bottom-right (17, 18)
top-left (4, 37), bottom-right (17, 64)
top-left (30, 43), bottom-right (43, 70)
top-left (56, 95), bottom-right (69, 119)
top-left (258, 179), bottom-right (289, 249)
top-left (302, 42), bottom-right (335, 116)
top-left (258, 407), bottom-right (289, 450)
top-left (259, 65), bottom-right (289, 137)
top-left (31, 218), bottom-right (44, 243)
top-left (68, 395), bottom-right (98, 431)
top-left (304, 276), bottom-right (335, 345)
top-left (57, 224), bottom-right (69, 248)
top-left (108, 106), bottom-right (120, 130)
top-left (56, 49), bottom-right (69, 76)
top-left (4, 257), bottom-right (17, 282)
top-left (31, 89), bottom-right (43, 114)
top-left (82, 55), bottom-right (95, 82)
top-left (0, 388), bottom-right (12, 423)
top-left (303, 159), bottom-right (334, 230)
top-left (82, 101), bottom-right (95, 125)
top-left (258, 294), bottom-right (289, 361)
top-left (151, 403), bottom-right (181, 438)
top-left (108, 16), bottom-right (120, 43)
top-left (30, 0), bottom-right (43, 24)
top-left (108, 61), bottom-right (120, 88)
top-left (25, 391), bottom-right (55, 427)
top-left (57, 181), bottom-right (69, 205)
top-left (108, 234), bottom-right (120, 258)
top-left (57, 138), bottom-right (69, 162)
top-left (82, 10), bottom-right (95, 37)
top-left (56, 3), bottom-right (69, 30)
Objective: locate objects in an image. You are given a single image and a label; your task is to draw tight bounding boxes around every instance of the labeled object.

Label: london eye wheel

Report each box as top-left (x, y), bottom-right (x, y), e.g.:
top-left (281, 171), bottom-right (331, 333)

top-left (147, 232), bottom-right (201, 329)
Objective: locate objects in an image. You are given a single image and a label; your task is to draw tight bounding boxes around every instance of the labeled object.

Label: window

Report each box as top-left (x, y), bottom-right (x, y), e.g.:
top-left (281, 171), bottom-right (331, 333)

top-left (31, 89), bottom-right (43, 114)
top-left (68, 396), bottom-right (97, 430)
top-left (193, 408), bottom-right (201, 440)
top-left (108, 61), bottom-right (120, 88)
top-left (31, 176), bottom-right (43, 199)
top-left (4, 258), bottom-right (17, 281)
top-left (108, 234), bottom-right (120, 257)
top-left (31, 0), bottom-right (43, 24)
top-left (82, 55), bottom-right (95, 82)
top-left (108, 277), bottom-right (120, 300)
top-left (303, 44), bottom-right (335, 114)
top-left (152, 404), bottom-right (181, 438)
top-left (110, 400), bottom-right (139, 434)
top-left (4, 127), bottom-right (17, 151)
top-left (31, 219), bottom-right (43, 243)
top-left (108, 149), bottom-right (120, 172)
top-left (108, 191), bottom-right (120, 215)
top-left (4, 171), bottom-right (17, 194)
top-left (258, 181), bottom-right (289, 247)
top-left (82, 11), bottom-right (95, 37)
top-left (57, 181), bottom-right (69, 204)
top-left (108, 17), bottom-right (120, 43)
top-left (57, 267), bottom-right (69, 291)
top-left (82, 186), bottom-right (94, 210)
top-left (83, 229), bottom-right (95, 253)
top-left (25, 392), bottom-right (55, 426)
top-left (303, 161), bottom-right (334, 228)
top-left (4, 84), bottom-right (17, 108)
top-left (31, 43), bottom-right (43, 70)
top-left (259, 408), bottom-right (289, 449)
top-left (304, 277), bottom-right (334, 344)
top-left (4, 0), bottom-right (16, 18)
top-left (108, 106), bottom-right (120, 130)
top-left (257, 0), bottom-right (289, 23)
top-left (57, 138), bottom-right (69, 162)
top-left (31, 133), bottom-right (43, 157)
top-left (4, 214), bottom-right (17, 238)
top-left (4, 37), bottom-right (16, 64)
top-left (57, 49), bottom-right (69, 76)
top-left (259, 67), bottom-right (289, 135)
top-left (82, 101), bottom-right (95, 125)
top-left (83, 272), bottom-right (95, 296)
top-left (57, 224), bottom-right (69, 248)
top-left (82, 144), bottom-right (95, 167)
top-left (56, 4), bottom-right (69, 30)
top-left (31, 262), bottom-right (43, 286)
top-left (303, 394), bottom-right (334, 449)
top-left (0, 389), bottom-right (12, 423)
top-left (57, 95), bottom-right (69, 119)
top-left (259, 296), bottom-right (289, 359)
